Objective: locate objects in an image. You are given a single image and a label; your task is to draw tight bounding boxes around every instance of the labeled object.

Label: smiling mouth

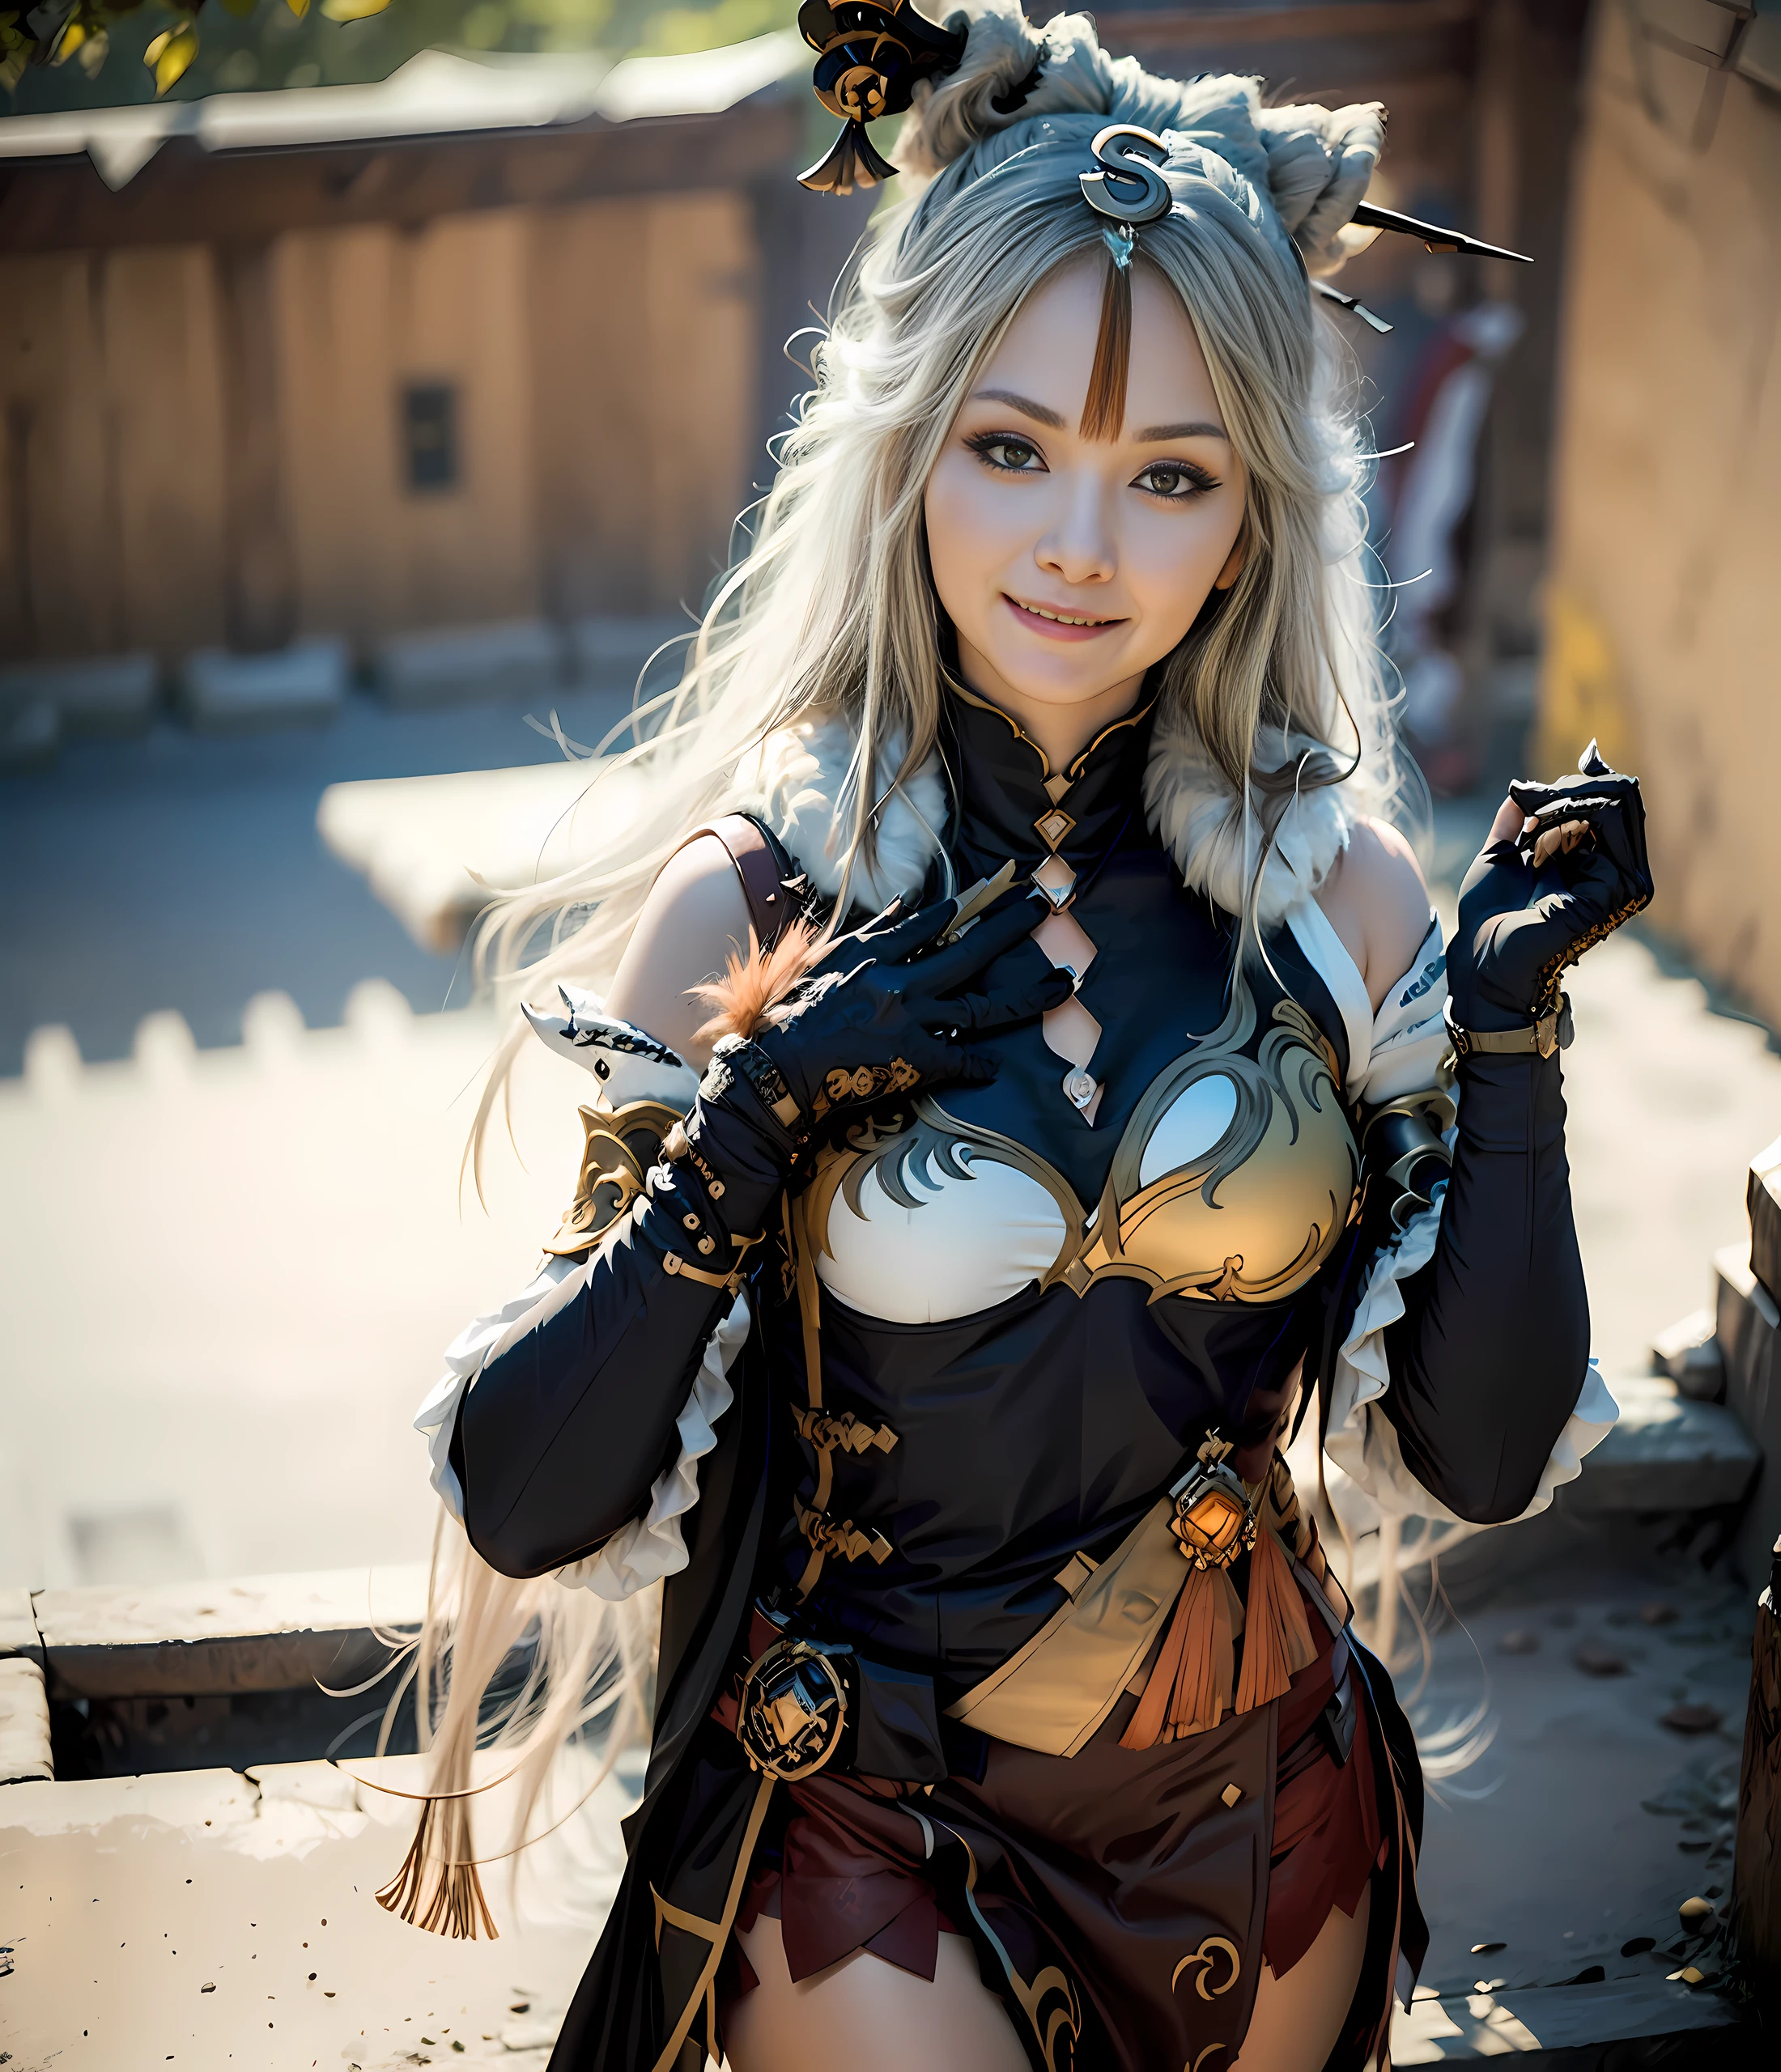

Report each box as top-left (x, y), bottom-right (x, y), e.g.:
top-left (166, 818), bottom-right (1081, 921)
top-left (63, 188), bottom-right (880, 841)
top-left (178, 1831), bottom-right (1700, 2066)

top-left (1005, 595), bottom-right (1124, 629)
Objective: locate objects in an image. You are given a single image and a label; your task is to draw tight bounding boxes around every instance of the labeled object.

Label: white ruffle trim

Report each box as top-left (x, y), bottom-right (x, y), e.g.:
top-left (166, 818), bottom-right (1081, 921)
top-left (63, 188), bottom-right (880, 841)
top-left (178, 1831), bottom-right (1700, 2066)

top-left (555, 1290), bottom-right (750, 1602)
top-left (414, 1268), bottom-right (749, 1600)
top-left (414, 1255), bottom-right (581, 1520)
top-left (1328, 1197), bottom-right (1622, 1525)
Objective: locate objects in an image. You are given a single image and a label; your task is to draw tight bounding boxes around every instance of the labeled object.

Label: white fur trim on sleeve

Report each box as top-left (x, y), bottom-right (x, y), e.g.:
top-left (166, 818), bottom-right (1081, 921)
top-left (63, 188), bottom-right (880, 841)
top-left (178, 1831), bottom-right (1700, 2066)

top-left (413, 1255), bottom-right (582, 1519)
top-left (556, 1289), bottom-right (750, 1602)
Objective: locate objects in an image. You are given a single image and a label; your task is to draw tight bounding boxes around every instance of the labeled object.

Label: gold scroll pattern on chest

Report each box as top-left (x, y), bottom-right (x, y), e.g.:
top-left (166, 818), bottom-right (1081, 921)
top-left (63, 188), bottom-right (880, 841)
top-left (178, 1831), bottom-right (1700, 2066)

top-left (810, 987), bottom-right (1358, 1305)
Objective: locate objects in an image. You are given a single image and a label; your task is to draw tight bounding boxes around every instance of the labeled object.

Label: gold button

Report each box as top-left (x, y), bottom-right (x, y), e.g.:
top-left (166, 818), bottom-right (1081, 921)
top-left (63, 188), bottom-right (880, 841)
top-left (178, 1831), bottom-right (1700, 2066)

top-left (1221, 1784), bottom-right (1243, 1808)
top-left (698, 1235), bottom-right (716, 1255)
top-left (708, 1179), bottom-right (725, 1199)
top-left (682, 1212), bottom-right (700, 1230)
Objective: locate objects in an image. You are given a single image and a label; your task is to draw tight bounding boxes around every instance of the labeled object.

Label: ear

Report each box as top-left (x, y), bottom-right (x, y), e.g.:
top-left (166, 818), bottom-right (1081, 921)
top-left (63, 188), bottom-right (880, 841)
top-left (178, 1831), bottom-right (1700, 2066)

top-left (1213, 519), bottom-right (1248, 592)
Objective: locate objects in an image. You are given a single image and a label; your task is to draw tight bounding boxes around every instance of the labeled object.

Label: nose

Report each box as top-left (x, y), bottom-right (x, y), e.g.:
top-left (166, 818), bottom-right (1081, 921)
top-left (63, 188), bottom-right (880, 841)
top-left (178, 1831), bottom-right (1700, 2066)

top-left (1035, 473), bottom-right (1116, 588)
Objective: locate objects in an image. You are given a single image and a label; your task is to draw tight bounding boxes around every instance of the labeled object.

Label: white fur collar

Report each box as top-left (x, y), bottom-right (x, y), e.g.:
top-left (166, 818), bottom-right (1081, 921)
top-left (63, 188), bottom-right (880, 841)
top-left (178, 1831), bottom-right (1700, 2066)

top-left (1143, 711), bottom-right (1355, 928)
top-left (735, 707), bottom-right (1357, 928)
top-left (733, 712), bottom-right (950, 911)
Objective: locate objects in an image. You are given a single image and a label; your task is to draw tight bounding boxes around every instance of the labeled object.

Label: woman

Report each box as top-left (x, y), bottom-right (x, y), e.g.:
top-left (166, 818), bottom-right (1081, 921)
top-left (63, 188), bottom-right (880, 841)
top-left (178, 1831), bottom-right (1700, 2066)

top-left (405, 7), bottom-right (1648, 2067)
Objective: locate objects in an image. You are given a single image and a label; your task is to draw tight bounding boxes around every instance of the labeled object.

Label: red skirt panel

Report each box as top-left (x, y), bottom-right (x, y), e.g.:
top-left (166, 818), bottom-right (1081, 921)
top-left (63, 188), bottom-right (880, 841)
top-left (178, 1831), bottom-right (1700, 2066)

top-left (712, 1599), bottom-right (1392, 2070)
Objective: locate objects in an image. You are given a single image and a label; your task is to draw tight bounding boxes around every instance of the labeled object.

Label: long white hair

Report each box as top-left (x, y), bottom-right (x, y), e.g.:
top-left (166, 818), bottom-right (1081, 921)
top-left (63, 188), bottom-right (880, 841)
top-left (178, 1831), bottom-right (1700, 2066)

top-left (402, 2), bottom-right (1417, 1920)
top-left (464, 0), bottom-right (1412, 1176)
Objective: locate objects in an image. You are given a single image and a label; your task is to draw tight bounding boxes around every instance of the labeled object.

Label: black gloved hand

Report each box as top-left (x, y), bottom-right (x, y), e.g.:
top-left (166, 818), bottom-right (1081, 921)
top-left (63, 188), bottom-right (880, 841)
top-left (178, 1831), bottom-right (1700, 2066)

top-left (756, 883), bottom-right (1071, 1122)
top-left (1448, 741), bottom-right (1653, 1035)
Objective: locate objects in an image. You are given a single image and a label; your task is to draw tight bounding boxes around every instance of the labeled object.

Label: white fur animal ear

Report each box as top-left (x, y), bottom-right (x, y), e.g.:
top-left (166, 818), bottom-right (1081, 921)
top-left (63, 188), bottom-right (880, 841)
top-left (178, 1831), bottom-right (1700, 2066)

top-left (1252, 100), bottom-right (1385, 274)
top-left (522, 987), bottom-right (699, 1109)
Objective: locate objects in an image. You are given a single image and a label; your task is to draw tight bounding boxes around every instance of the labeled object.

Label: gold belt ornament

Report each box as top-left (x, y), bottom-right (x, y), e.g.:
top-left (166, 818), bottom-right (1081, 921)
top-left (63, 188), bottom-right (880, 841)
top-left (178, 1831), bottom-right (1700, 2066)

top-left (1168, 1431), bottom-right (1261, 1570)
top-left (737, 1633), bottom-right (852, 1781)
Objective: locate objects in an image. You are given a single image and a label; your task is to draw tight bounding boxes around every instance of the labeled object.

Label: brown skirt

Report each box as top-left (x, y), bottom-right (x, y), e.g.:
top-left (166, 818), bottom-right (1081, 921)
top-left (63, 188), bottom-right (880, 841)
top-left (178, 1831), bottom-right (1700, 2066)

top-left (712, 1608), bottom-right (1400, 2072)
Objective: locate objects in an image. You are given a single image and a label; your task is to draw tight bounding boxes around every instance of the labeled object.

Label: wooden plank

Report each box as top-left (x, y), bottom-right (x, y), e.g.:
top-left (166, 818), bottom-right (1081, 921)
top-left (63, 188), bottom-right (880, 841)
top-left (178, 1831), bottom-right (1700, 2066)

top-left (104, 245), bottom-right (229, 660)
top-left (640, 189), bottom-right (759, 615)
top-left (529, 196), bottom-right (651, 618)
top-left (0, 108), bottom-right (802, 258)
top-left (216, 240), bottom-right (299, 653)
top-left (395, 209), bottom-right (541, 629)
top-left (1096, 0), bottom-right (1478, 87)
top-left (33, 1565), bottom-right (429, 1700)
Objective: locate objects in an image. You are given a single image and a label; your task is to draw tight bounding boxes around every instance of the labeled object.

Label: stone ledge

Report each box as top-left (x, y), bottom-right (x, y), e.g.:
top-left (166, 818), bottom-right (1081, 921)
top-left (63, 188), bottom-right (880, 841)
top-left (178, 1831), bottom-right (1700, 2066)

top-left (0, 651), bottom-right (159, 735)
top-left (32, 1563), bottom-right (427, 1702)
top-left (1718, 1242), bottom-right (1781, 1584)
top-left (0, 1657), bottom-right (53, 1785)
top-left (375, 618), bottom-right (563, 708)
top-left (1566, 1373), bottom-right (1759, 1516)
top-left (1392, 1974), bottom-right (1741, 2063)
top-left (178, 639), bottom-right (349, 730)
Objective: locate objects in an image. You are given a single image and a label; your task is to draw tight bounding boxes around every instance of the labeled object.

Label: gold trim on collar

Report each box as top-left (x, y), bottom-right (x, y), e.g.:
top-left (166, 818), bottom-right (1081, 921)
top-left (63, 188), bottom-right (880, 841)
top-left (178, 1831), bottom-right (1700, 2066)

top-left (944, 672), bottom-right (1156, 787)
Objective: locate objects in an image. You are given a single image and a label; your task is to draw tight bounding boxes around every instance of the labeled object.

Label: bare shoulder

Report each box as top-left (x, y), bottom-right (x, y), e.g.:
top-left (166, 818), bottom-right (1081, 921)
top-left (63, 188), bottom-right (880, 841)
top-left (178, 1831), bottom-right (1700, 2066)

top-left (1315, 816), bottom-right (1433, 1014)
top-left (603, 833), bottom-right (754, 1068)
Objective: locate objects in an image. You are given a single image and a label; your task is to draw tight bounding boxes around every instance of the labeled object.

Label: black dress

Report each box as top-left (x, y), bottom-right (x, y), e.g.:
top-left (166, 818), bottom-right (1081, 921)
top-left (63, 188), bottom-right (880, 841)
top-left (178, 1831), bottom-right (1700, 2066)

top-left (448, 686), bottom-right (1592, 2071)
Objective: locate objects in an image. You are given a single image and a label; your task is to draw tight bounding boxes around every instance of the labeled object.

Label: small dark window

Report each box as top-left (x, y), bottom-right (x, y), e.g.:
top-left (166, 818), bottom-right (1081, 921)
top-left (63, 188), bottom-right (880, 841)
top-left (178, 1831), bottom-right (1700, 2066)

top-left (402, 381), bottom-right (459, 493)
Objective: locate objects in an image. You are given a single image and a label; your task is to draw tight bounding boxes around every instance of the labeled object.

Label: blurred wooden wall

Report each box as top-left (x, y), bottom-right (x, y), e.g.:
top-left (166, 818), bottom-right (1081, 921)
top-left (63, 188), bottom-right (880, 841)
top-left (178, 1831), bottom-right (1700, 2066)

top-left (0, 190), bottom-right (759, 663)
top-left (1539, 1), bottom-right (1781, 1026)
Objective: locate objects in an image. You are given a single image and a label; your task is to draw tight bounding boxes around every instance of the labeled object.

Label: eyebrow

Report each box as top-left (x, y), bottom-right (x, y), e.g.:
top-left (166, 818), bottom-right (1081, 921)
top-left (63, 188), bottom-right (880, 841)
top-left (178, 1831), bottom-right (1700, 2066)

top-left (1134, 420), bottom-right (1229, 443)
top-left (969, 388), bottom-right (1066, 429)
top-left (969, 390), bottom-right (1229, 444)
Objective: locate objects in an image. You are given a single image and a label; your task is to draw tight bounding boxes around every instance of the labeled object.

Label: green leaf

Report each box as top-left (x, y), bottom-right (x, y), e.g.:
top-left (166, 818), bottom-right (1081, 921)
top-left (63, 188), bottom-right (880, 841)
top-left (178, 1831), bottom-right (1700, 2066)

top-left (218, 0), bottom-right (258, 15)
top-left (285, 0), bottom-right (309, 17)
top-left (320, 0), bottom-right (391, 17)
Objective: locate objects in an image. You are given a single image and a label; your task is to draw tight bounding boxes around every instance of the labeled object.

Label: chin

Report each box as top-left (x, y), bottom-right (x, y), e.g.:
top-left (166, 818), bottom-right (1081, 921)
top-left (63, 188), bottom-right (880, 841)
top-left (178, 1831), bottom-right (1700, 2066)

top-left (996, 650), bottom-right (1141, 708)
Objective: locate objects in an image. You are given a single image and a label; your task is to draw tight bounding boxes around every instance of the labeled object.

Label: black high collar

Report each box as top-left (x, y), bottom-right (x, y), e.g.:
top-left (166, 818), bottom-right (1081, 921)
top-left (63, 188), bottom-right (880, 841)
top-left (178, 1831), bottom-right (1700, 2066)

top-left (942, 677), bottom-right (1157, 883)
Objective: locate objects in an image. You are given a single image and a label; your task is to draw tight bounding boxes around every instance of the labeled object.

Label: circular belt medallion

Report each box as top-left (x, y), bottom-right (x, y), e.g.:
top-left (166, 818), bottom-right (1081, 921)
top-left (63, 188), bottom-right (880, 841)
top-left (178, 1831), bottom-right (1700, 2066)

top-left (737, 1636), bottom-right (851, 1781)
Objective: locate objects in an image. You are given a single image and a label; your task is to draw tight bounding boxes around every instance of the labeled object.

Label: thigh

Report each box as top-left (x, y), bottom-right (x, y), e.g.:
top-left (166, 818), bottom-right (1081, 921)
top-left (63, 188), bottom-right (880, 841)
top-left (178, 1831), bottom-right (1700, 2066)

top-left (1231, 1887), bottom-right (1373, 2072)
top-left (725, 1914), bottom-right (1031, 2072)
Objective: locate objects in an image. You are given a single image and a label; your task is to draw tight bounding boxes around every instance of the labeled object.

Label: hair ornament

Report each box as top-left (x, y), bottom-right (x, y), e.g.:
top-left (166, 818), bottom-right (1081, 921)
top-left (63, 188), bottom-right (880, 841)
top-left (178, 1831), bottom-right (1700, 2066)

top-left (1078, 124), bottom-right (1175, 229)
top-left (796, 0), bottom-right (968, 196)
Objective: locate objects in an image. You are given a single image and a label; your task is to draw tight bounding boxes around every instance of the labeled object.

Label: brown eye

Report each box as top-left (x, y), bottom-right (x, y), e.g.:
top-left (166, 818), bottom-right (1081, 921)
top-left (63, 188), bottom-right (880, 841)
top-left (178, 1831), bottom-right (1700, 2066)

top-left (1135, 461), bottom-right (1216, 499)
top-left (966, 432), bottom-right (1045, 473)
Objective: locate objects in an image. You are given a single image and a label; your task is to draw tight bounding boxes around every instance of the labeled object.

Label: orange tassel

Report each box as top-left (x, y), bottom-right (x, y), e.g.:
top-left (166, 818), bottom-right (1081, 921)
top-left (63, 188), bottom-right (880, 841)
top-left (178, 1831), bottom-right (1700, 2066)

top-left (1234, 1522), bottom-right (1319, 1714)
top-left (1120, 1564), bottom-right (1239, 1750)
top-left (375, 1795), bottom-right (498, 1941)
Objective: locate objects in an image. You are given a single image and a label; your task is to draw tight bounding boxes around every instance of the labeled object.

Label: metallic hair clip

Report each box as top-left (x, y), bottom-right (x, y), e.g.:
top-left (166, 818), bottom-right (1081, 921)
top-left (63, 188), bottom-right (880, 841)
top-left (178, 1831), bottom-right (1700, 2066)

top-left (796, 0), bottom-right (967, 196)
top-left (1078, 124), bottom-right (1174, 229)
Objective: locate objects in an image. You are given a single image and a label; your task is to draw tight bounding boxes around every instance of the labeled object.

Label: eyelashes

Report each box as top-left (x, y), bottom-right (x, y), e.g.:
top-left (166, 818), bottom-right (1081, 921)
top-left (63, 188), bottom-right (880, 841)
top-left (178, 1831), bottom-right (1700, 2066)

top-left (1133, 461), bottom-right (1221, 500)
top-left (964, 431), bottom-right (1044, 473)
top-left (962, 431), bottom-right (1220, 501)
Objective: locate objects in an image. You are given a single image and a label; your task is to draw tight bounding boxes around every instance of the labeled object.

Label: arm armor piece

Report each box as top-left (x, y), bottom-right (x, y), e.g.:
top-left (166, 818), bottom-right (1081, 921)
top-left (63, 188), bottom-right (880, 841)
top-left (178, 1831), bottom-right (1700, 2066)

top-left (1360, 1086), bottom-right (1455, 1237)
top-left (1375, 1049), bottom-right (1590, 1523)
top-left (543, 1098), bottom-right (686, 1259)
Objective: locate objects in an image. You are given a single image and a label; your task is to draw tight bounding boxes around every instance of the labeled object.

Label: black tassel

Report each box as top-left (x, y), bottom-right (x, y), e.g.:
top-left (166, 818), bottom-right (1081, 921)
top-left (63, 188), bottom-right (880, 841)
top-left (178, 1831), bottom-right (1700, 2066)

top-left (797, 119), bottom-right (899, 197)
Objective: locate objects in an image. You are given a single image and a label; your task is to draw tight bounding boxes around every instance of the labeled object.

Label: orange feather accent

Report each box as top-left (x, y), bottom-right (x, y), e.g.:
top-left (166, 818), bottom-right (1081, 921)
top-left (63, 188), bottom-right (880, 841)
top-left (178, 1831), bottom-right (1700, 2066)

top-left (690, 916), bottom-right (824, 1043)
